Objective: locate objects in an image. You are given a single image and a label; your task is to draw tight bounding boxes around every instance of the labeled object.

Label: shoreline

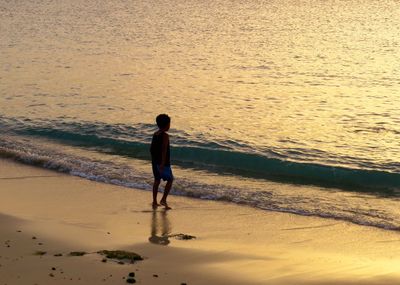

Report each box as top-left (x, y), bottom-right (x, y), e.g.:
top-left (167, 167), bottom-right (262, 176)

top-left (1, 158), bottom-right (400, 284)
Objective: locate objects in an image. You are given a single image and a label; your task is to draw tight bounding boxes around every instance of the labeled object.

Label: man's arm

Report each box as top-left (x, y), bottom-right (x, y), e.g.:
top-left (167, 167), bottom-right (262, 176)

top-left (160, 133), bottom-right (169, 171)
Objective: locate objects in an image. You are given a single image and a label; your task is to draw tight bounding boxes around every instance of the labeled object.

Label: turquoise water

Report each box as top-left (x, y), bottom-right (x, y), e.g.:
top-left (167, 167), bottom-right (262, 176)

top-left (1, 0), bottom-right (400, 230)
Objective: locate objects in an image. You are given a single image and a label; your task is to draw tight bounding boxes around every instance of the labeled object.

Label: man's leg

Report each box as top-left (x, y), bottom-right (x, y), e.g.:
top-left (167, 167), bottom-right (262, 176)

top-left (160, 179), bottom-right (173, 206)
top-left (152, 179), bottom-right (161, 206)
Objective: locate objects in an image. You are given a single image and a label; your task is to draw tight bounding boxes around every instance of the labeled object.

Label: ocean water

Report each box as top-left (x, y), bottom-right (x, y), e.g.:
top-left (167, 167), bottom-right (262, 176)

top-left (1, 0), bottom-right (400, 230)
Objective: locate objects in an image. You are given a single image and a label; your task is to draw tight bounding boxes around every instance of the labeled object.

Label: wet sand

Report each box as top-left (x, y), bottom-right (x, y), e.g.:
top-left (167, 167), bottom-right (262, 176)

top-left (1, 158), bottom-right (400, 284)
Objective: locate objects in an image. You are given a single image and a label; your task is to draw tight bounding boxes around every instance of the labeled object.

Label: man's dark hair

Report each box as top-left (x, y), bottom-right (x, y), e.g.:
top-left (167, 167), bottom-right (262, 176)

top-left (156, 114), bottom-right (170, 129)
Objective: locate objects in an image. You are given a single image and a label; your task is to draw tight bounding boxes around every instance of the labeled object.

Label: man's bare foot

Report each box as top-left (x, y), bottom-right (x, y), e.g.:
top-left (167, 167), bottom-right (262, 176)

top-left (160, 200), bottom-right (172, 210)
top-left (152, 202), bottom-right (160, 209)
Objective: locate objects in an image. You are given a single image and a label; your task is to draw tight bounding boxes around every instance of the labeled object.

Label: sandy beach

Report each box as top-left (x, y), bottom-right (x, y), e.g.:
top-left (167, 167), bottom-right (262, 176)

top-left (2, 0), bottom-right (400, 283)
top-left (1, 158), bottom-right (400, 285)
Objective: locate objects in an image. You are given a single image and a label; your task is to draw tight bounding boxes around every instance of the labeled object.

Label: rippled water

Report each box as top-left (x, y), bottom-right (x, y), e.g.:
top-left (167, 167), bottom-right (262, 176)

top-left (1, 0), bottom-right (400, 230)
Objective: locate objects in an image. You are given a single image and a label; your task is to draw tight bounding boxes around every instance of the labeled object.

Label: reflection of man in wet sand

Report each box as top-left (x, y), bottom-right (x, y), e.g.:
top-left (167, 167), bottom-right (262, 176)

top-left (148, 208), bottom-right (171, 245)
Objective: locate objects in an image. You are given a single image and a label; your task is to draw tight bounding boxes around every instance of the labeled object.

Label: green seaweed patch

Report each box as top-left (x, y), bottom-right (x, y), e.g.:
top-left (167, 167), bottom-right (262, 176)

top-left (34, 251), bottom-right (47, 256)
top-left (69, 251), bottom-right (87, 256)
top-left (98, 250), bottom-right (143, 263)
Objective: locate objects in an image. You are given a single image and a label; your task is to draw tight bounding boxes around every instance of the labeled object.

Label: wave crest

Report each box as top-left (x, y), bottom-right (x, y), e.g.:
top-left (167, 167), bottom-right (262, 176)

top-left (1, 116), bottom-right (399, 191)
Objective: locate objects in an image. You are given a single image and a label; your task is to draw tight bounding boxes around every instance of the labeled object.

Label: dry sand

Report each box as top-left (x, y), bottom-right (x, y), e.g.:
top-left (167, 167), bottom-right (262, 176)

top-left (1, 158), bottom-right (400, 284)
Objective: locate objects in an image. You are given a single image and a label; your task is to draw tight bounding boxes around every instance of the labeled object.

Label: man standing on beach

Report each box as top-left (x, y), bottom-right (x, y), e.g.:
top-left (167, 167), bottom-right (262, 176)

top-left (150, 114), bottom-right (173, 209)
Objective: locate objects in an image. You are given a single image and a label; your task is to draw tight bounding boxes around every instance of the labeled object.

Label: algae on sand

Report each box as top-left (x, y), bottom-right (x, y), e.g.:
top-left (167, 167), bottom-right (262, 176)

top-left (69, 251), bottom-right (87, 256)
top-left (98, 250), bottom-right (143, 263)
top-left (170, 233), bottom-right (196, 240)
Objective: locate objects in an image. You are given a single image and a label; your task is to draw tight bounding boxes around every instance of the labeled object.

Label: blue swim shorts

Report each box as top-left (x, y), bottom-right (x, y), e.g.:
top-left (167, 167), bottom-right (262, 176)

top-left (152, 163), bottom-right (174, 181)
